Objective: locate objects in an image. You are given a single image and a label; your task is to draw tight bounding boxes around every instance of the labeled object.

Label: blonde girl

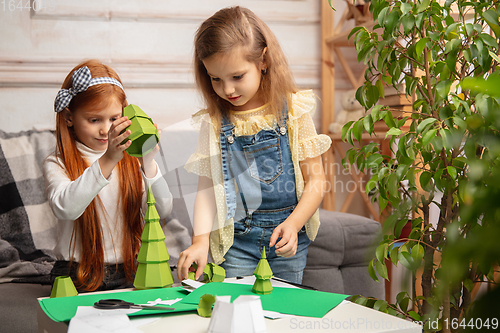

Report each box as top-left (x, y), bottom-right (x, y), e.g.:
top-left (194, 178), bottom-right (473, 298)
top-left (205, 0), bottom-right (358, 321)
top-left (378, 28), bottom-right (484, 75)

top-left (178, 6), bottom-right (331, 284)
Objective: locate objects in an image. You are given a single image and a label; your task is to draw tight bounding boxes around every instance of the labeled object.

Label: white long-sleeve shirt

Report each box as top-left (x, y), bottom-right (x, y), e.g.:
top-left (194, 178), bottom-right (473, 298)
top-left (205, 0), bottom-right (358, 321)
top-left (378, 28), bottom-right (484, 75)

top-left (43, 142), bottom-right (173, 264)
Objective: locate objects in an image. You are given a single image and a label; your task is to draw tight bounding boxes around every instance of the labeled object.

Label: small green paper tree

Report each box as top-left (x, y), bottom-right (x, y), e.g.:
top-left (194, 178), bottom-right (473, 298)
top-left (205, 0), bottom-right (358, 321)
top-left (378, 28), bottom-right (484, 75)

top-left (252, 247), bottom-right (273, 295)
top-left (134, 183), bottom-right (174, 289)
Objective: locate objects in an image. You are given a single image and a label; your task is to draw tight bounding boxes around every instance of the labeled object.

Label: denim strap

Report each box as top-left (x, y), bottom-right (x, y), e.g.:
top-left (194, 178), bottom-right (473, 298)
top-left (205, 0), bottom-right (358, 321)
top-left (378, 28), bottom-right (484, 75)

top-left (220, 115), bottom-right (237, 220)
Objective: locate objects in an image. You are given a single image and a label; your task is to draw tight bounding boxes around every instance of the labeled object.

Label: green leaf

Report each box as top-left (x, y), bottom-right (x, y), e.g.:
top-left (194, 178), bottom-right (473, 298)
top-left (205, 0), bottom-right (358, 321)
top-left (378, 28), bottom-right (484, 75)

top-left (377, 7), bottom-right (390, 29)
top-left (401, 3), bottom-right (412, 16)
top-left (480, 33), bottom-right (499, 49)
top-left (385, 128), bottom-right (403, 138)
top-left (447, 166), bottom-right (457, 180)
top-left (399, 251), bottom-right (416, 271)
top-left (441, 128), bottom-right (453, 150)
top-left (411, 243), bottom-right (425, 264)
top-left (363, 115), bottom-right (374, 133)
top-left (375, 259), bottom-right (389, 280)
top-left (370, 104), bottom-right (383, 122)
top-left (489, 50), bottom-right (500, 64)
top-left (379, 196), bottom-right (388, 212)
top-left (464, 278), bottom-right (473, 292)
top-left (385, 10), bottom-right (400, 34)
top-left (446, 49), bottom-right (458, 73)
top-left (417, 117), bottom-right (437, 134)
top-left (341, 121), bottom-right (354, 140)
top-left (402, 15), bottom-right (415, 33)
top-left (415, 37), bottom-right (430, 58)
top-left (436, 79), bottom-right (452, 99)
top-left (420, 170), bottom-right (433, 191)
top-left (348, 26), bottom-right (365, 40)
top-left (354, 295), bottom-right (368, 306)
top-left (445, 22), bottom-right (459, 39)
top-left (376, 243), bottom-right (387, 263)
top-left (367, 153), bottom-right (383, 169)
top-left (373, 300), bottom-right (388, 312)
top-left (396, 292), bottom-right (409, 312)
top-left (396, 163), bottom-right (409, 181)
top-left (417, 0), bottom-right (430, 14)
top-left (352, 120), bottom-right (362, 144)
top-left (408, 311), bottom-right (422, 321)
top-left (390, 245), bottom-right (399, 266)
top-left (422, 128), bottom-right (437, 146)
top-left (366, 84), bottom-right (380, 109)
top-left (366, 176), bottom-right (378, 194)
top-left (395, 219), bottom-right (408, 239)
top-left (483, 9), bottom-right (500, 38)
top-left (388, 172), bottom-right (399, 200)
top-left (368, 259), bottom-right (380, 282)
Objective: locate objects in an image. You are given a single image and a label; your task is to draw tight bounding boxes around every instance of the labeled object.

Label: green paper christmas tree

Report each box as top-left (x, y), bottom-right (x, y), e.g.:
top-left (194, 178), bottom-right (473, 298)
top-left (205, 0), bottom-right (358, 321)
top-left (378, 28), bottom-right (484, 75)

top-left (252, 247), bottom-right (273, 295)
top-left (122, 104), bottom-right (159, 157)
top-left (134, 183), bottom-right (174, 289)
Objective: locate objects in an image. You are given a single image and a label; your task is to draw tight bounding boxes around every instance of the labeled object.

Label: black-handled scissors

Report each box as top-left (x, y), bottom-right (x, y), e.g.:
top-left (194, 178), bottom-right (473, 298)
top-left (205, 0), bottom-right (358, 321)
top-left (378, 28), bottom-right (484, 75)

top-left (94, 299), bottom-right (175, 311)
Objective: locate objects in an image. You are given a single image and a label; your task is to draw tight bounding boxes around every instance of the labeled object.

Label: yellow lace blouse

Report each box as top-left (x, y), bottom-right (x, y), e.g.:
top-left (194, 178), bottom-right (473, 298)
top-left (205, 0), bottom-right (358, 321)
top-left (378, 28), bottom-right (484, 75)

top-left (185, 90), bottom-right (332, 264)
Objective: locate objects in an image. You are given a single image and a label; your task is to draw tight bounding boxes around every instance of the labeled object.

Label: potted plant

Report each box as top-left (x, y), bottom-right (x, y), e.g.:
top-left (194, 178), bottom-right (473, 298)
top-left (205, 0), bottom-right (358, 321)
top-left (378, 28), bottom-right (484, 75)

top-left (340, 0), bottom-right (500, 331)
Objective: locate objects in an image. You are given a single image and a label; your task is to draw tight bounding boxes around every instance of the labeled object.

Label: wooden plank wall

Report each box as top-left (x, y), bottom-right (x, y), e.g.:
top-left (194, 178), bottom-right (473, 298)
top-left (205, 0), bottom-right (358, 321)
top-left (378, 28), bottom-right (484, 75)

top-left (0, 0), bottom-right (322, 132)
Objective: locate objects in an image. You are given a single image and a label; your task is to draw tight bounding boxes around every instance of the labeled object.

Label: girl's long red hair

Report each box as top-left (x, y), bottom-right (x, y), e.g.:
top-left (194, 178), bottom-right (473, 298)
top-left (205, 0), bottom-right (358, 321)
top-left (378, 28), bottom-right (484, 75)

top-left (55, 59), bottom-right (143, 291)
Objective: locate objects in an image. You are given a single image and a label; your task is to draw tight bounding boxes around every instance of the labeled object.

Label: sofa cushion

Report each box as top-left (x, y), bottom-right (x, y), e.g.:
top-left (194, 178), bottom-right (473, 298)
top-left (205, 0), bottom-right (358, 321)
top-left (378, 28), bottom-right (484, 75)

top-left (303, 209), bottom-right (384, 299)
top-left (0, 129), bottom-right (57, 284)
top-left (0, 128), bottom-right (193, 284)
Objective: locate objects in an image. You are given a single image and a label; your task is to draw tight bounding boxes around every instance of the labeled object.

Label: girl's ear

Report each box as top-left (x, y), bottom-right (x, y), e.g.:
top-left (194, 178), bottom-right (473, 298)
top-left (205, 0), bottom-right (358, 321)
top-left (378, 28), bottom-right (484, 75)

top-left (63, 109), bottom-right (73, 127)
top-left (260, 47), bottom-right (268, 71)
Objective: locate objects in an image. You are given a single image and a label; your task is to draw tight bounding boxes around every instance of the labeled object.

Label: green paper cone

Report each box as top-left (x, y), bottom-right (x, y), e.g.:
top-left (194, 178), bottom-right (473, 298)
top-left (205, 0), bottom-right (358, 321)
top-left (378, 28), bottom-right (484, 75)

top-left (197, 294), bottom-right (216, 317)
top-left (122, 104), bottom-right (159, 157)
top-left (134, 262), bottom-right (174, 289)
top-left (50, 276), bottom-right (78, 298)
top-left (137, 240), bottom-right (170, 263)
top-left (252, 278), bottom-right (273, 295)
top-left (253, 247), bottom-right (273, 280)
top-left (144, 206), bottom-right (160, 222)
top-left (141, 221), bottom-right (166, 242)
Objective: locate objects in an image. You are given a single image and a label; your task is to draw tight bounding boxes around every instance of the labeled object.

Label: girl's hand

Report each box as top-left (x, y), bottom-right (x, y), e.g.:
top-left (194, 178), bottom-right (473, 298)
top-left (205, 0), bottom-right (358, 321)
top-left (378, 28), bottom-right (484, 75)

top-left (138, 124), bottom-right (160, 178)
top-left (177, 240), bottom-right (209, 281)
top-left (269, 222), bottom-right (299, 258)
top-left (99, 117), bottom-right (132, 178)
top-left (104, 116), bottom-right (132, 162)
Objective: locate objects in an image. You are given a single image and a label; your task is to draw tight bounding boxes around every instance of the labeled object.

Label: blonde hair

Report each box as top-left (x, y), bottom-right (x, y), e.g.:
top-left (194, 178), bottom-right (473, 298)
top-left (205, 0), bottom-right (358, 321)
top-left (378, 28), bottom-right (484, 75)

top-left (194, 6), bottom-right (297, 124)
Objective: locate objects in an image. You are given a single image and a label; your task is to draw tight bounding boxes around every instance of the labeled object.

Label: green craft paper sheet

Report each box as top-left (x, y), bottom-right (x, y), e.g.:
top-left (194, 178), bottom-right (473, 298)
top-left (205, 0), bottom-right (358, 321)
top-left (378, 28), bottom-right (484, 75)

top-left (180, 282), bottom-right (349, 318)
top-left (39, 287), bottom-right (196, 322)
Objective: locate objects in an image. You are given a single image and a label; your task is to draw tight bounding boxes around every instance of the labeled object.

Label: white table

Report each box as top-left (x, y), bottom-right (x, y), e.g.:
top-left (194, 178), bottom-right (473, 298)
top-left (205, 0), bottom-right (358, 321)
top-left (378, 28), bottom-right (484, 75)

top-left (37, 278), bottom-right (422, 333)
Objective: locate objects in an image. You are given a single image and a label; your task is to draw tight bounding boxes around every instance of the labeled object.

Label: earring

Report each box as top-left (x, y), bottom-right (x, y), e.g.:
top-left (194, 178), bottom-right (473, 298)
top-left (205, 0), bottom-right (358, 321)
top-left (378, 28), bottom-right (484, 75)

top-left (261, 68), bottom-right (267, 75)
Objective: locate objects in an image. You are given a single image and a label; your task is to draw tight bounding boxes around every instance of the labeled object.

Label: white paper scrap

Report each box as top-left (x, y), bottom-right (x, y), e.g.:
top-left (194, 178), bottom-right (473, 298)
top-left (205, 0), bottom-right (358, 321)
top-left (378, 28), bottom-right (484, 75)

top-left (68, 306), bottom-right (142, 333)
top-left (143, 297), bottom-right (182, 306)
top-left (181, 279), bottom-right (205, 292)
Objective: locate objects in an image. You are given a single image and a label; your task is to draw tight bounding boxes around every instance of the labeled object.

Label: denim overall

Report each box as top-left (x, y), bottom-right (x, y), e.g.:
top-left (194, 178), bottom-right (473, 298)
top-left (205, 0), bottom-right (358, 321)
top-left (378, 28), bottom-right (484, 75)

top-left (219, 108), bottom-right (310, 284)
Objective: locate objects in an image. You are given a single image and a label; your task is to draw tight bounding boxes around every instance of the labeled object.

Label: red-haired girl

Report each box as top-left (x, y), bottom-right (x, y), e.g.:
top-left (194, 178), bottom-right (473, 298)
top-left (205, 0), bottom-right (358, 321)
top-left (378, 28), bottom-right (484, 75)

top-left (43, 59), bottom-right (172, 291)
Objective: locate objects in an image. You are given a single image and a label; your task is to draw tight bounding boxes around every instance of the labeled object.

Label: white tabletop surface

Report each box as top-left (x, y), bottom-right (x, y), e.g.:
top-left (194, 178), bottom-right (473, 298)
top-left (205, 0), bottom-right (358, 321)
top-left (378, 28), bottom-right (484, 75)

top-left (38, 277), bottom-right (422, 333)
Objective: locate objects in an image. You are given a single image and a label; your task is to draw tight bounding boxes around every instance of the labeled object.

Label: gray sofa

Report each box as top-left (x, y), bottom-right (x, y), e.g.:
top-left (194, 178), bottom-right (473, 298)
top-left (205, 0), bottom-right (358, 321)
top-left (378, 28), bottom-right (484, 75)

top-left (0, 128), bottom-right (383, 333)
